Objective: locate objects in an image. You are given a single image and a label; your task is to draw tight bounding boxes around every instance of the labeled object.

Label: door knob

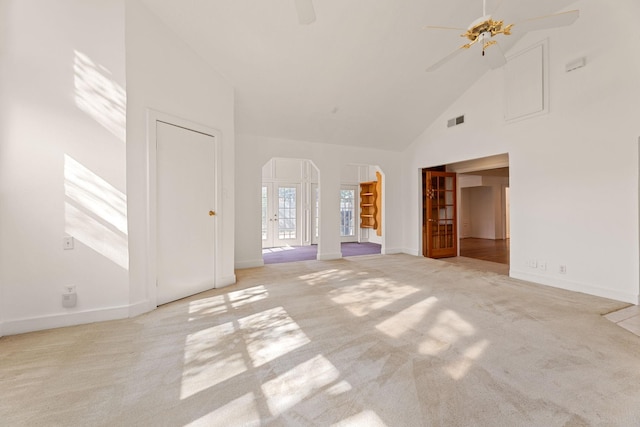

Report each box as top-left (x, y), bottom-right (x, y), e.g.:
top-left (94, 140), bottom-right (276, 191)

top-left (209, 210), bottom-right (216, 216)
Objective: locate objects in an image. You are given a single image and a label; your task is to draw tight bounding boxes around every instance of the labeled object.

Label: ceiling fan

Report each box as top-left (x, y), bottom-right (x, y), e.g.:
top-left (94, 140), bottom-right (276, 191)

top-left (294, 0), bottom-right (316, 25)
top-left (425, 0), bottom-right (579, 72)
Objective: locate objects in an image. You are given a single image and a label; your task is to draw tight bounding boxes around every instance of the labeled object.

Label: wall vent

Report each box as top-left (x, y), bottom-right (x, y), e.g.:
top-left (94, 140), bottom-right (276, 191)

top-left (447, 115), bottom-right (465, 128)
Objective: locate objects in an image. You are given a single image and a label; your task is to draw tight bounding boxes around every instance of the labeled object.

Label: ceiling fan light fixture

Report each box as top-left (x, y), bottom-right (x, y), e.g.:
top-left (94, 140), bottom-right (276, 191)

top-left (425, 1), bottom-right (579, 72)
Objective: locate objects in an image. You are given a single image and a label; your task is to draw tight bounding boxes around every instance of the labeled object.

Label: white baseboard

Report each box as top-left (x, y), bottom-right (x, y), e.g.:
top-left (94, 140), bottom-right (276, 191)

top-left (235, 259), bottom-right (265, 269)
top-left (401, 248), bottom-right (421, 256)
top-left (129, 299), bottom-right (154, 317)
top-left (510, 269), bottom-right (638, 304)
top-left (2, 304), bottom-right (132, 336)
top-left (317, 252), bottom-right (343, 261)
top-left (382, 247), bottom-right (403, 255)
top-left (216, 274), bottom-right (236, 289)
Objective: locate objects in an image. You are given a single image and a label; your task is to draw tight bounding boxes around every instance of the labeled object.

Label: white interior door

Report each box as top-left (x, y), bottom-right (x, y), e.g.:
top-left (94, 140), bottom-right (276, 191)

top-left (262, 183), bottom-right (300, 248)
top-left (156, 121), bottom-right (215, 305)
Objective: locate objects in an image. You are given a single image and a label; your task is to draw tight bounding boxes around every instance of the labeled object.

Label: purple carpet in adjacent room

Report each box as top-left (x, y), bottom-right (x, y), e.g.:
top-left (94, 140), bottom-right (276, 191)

top-left (262, 242), bottom-right (381, 264)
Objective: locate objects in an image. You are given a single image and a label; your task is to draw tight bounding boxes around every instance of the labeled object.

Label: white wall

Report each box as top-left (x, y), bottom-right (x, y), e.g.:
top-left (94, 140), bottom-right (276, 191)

top-left (126, 0), bottom-right (236, 313)
top-left (403, 0), bottom-right (640, 303)
top-left (235, 135), bottom-right (402, 268)
top-left (0, 0), bottom-right (236, 336)
top-left (467, 187), bottom-right (494, 239)
top-left (0, 0), bottom-right (129, 335)
top-left (460, 175), bottom-right (509, 240)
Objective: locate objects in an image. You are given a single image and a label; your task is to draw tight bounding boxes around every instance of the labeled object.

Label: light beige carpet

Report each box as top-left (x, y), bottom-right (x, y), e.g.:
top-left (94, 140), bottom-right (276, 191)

top-left (1, 254), bottom-right (639, 426)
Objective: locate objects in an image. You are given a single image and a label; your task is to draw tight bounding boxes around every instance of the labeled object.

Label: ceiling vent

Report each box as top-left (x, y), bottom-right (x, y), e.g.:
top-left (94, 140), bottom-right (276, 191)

top-left (447, 115), bottom-right (465, 128)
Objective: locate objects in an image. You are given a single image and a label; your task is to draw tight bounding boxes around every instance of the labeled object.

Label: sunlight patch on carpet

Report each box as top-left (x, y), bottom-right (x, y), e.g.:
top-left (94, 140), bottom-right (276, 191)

top-left (187, 295), bottom-right (227, 321)
top-left (445, 339), bottom-right (490, 380)
top-left (181, 323), bottom-right (247, 399)
top-left (262, 354), bottom-right (342, 416)
top-left (299, 269), bottom-right (351, 286)
top-left (375, 297), bottom-right (438, 338)
top-left (329, 278), bottom-right (419, 317)
top-left (229, 285), bottom-right (268, 308)
top-left (239, 306), bottom-right (310, 367)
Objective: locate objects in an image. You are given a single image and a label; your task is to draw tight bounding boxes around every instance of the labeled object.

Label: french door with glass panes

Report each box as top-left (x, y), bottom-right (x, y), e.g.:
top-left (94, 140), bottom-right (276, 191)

top-left (423, 171), bottom-right (457, 258)
top-left (340, 185), bottom-right (358, 242)
top-left (262, 183), bottom-right (301, 248)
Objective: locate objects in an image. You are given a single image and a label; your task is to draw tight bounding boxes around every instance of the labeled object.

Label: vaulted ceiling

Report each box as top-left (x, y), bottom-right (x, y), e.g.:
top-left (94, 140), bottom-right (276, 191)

top-left (140, 0), bottom-right (577, 151)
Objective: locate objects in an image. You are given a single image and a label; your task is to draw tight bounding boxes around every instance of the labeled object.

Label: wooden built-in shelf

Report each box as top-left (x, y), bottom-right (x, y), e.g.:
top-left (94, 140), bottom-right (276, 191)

top-left (360, 172), bottom-right (383, 235)
top-left (359, 181), bottom-right (378, 230)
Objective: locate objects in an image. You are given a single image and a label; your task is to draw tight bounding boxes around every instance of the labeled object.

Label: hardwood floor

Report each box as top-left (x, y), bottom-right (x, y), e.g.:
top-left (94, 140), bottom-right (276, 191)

top-left (460, 238), bottom-right (510, 265)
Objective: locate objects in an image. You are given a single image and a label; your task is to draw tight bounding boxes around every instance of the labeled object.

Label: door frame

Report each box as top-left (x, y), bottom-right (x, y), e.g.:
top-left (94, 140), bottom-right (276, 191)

top-left (146, 109), bottom-right (223, 309)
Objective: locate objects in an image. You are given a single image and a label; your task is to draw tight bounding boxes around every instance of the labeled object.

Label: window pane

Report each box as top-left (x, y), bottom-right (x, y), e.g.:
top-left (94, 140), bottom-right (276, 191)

top-left (278, 187), bottom-right (296, 239)
top-left (261, 186), bottom-right (268, 240)
top-left (314, 187), bottom-right (319, 238)
top-left (340, 189), bottom-right (355, 237)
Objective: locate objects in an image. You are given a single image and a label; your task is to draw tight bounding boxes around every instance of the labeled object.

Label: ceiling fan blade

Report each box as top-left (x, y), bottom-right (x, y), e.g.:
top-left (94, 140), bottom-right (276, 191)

top-left (483, 42), bottom-right (507, 69)
top-left (294, 0), bottom-right (316, 25)
top-left (426, 46), bottom-right (467, 72)
top-left (424, 25), bottom-right (467, 31)
top-left (513, 10), bottom-right (579, 34)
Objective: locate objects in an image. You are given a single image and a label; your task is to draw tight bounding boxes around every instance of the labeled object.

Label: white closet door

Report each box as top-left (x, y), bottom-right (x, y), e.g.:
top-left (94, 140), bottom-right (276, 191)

top-left (156, 121), bottom-right (216, 305)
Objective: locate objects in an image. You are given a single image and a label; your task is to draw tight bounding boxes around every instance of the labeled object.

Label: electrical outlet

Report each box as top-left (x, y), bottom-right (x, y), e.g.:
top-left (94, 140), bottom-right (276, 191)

top-left (538, 262), bottom-right (547, 271)
top-left (529, 259), bottom-right (537, 268)
top-left (64, 285), bottom-right (76, 294)
top-left (63, 236), bottom-right (74, 250)
top-left (559, 265), bottom-right (567, 274)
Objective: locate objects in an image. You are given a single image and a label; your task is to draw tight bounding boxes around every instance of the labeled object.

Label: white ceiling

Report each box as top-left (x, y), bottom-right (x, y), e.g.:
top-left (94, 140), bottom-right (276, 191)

top-left (140, 0), bottom-right (577, 151)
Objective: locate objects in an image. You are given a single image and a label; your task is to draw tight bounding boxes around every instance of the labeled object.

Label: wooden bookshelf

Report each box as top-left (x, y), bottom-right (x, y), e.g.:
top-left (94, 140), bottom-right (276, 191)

top-left (359, 181), bottom-right (378, 229)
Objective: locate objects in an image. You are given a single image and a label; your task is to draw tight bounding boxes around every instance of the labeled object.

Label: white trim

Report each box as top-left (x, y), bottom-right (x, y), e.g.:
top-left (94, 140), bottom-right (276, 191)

top-left (2, 305), bottom-right (131, 336)
top-left (128, 299), bottom-right (153, 317)
top-left (402, 247), bottom-right (421, 256)
top-left (510, 269), bottom-right (638, 305)
top-left (146, 109), bottom-right (224, 308)
top-left (504, 38), bottom-right (550, 123)
top-left (382, 247), bottom-right (403, 255)
top-left (217, 275), bottom-right (237, 289)
top-left (317, 252), bottom-right (342, 261)
top-left (236, 259), bottom-right (265, 269)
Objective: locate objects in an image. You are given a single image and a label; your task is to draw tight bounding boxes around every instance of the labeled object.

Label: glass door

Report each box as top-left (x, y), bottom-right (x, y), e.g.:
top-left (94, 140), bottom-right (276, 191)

top-left (262, 183), bottom-right (301, 248)
top-left (340, 186), bottom-right (357, 242)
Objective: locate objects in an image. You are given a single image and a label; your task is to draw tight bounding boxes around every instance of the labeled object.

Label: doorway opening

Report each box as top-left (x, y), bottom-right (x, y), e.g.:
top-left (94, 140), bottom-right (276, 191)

top-left (261, 158), bottom-right (317, 254)
top-left (422, 154), bottom-right (510, 274)
top-left (261, 160), bottom-right (382, 264)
